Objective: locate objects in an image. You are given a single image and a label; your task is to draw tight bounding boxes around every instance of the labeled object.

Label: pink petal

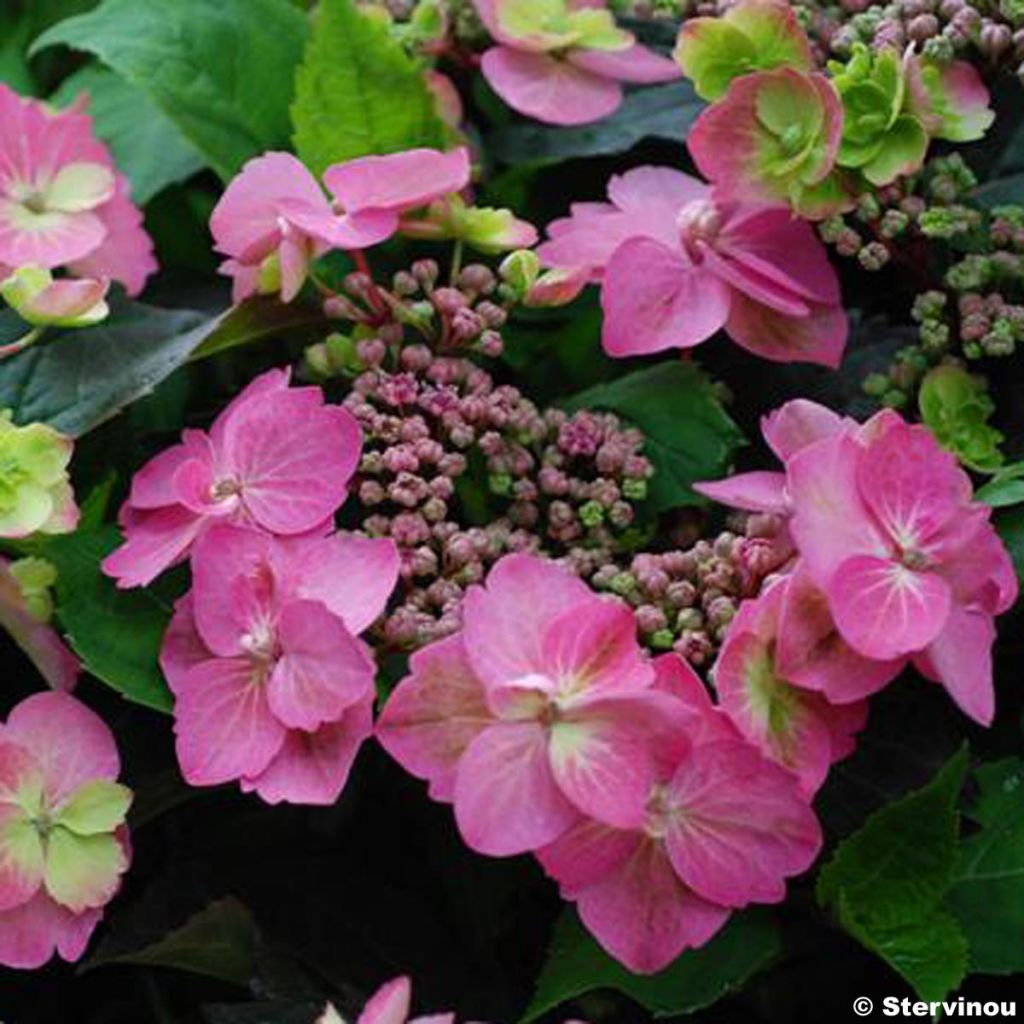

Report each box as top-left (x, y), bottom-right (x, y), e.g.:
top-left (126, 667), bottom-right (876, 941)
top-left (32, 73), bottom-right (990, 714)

top-left (127, 432), bottom-right (210, 510)
top-left (0, 205), bottom-right (105, 268)
top-left (242, 699), bottom-right (373, 805)
top-left (829, 555), bottom-right (952, 660)
top-left (918, 606), bottom-right (997, 726)
top-left (5, 692), bottom-right (119, 803)
top-left (776, 566), bottom-right (903, 703)
top-left (606, 166), bottom-right (709, 221)
top-left (67, 175), bottom-right (156, 297)
top-left (219, 392), bottom-right (361, 534)
top-left (551, 693), bottom-right (688, 828)
top-left (693, 471), bottom-right (788, 514)
top-left (323, 148), bottom-right (471, 215)
top-left (453, 721), bottom-right (580, 855)
top-left (173, 658), bottom-right (286, 786)
top-left (856, 421), bottom-right (970, 548)
top-left (725, 289), bottom-right (847, 367)
top-left (541, 599), bottom-right (652, 697)
top-left (357, 976), bottom-right (411, 1024)
top-left (537, 206), bottom-right (653, 276)
top-left (285, 534), bottom-right (400, 635)
top-left (101, 505), bottom-right (204, 589)
top-left (375, 634), bottom-right (493, 802)
top-left (267, 600), bottom-right (375, 732)
top-left (278, 201), bottom-right (399, 250)
top-left (701, 246), bottom-right (810, 317)
top-left (159, 594), bottom-right (209, 695)
top-left (602, 237), bottom-right (730, 356)
top-left (760, 399), bottom-right (848, 462)
top-left (567, 43), bottom-right (681, 84)
top-left (481, 47), bottom-right (623, 126)
top-left (0, 762), bottom-right (45, 912)
top-left (0, 890), bottom-right (101, 969)
top-left (461, 553), bottom-right (594, 692)
top-left (537, 818), bottom-right (639, 895)
top-left (664, 738), bottom-right (822, 907)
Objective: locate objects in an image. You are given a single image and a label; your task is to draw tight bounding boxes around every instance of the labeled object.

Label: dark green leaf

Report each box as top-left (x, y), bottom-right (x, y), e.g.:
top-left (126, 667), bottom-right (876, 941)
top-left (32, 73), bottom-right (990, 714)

top-left (947, 759), bottom-right (1024, 974)
top-left (51, 65), bottom-right (205, 203)
top-left (564, 360), bottom-right (746, 513)
top-left (33, 0), bottom-right (308, 180)
top-left (524, 909), bottom-right (781, 1022)
top-left (85, 897), bottom-right (255, 986)
top-left (995, 506), bottom-right (1024, 585)
top-left (974, 174), bottom-right (1024, 210)
top-left (189, 296), bottom-right (329, 362)
top-left (44, 525), bottom-right (173, 713)
top-left (490, 82), bottom-right (705, 167)
top-left (0, 300), bottom-right (210, 437)
top-left (817, 747), bottom-right (969, 1000)
top-left (0, 6), bottom-right (35, 93)
top-left (291, 0), bottom-right (446, 176)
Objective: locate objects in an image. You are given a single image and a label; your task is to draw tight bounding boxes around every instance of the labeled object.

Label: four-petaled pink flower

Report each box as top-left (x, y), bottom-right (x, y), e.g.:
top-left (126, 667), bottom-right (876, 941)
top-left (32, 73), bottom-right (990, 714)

top-left (0, 692), bottom-right (132, 970)
top-left (161, 523), bottom-right (400, 805)
top-left (537, 654), bottom-right (822, 973)
top-left (473, 0), bottom-right (679, 126)
top-left (0, 84), bottom-right (156, 296)
top-left (377, 553), bottom-right (689, 855)
top-left (102, 367), bottom-right (362, 589)
top-left (211, 148), bottom-right (471, 302)
top-left (536, 166), bottom-right (846, 366)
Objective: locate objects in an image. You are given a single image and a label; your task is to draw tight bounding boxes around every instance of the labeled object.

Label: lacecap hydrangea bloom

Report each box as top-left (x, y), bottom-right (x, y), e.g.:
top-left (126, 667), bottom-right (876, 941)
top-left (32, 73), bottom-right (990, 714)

top-left (473, 0), bottom-right (679, 125)
top-left (161, 524), bottom-right (399, 805)
top-left (537, 166), bottom-right (846, 366)
top-left (0, 84), bottom-right (155, 295)
top-left (0, 692), bottom-right (132, 969)
top-left (102, 368), bottom-right (362, 588)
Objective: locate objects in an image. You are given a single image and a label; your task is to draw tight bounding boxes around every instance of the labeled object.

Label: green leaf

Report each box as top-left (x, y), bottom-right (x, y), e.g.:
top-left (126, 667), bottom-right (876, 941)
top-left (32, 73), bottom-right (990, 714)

top-left (32, 0), bottom-right (308, 180)
top-left (947, 759), bottom-right (1024, 974)
top-left (563, 361), bottom-right (746, 513)
top-left (995, 506), bottom-right (1024, 585)
top-left (291, 0), bottom-right (446, 176)
top-left (85, 897), bottom-right (255, 986)
top-left (975, 174), bottom-right (1024, 210)
top-left (43, 526), bottom-right (173, 713)
top-left (51, 65), bottom-right (205, 204)
top-left (817, 746), bottom-right (969, 1000)
top-left (524, 909), bottom-right (781, 1022)
top-left (0, 300), bottom-right (210, 438)
top-left (0, 6), bottom-right (35, 93)
top-left (189, 296), bottom-right (330, 362)
top-left (976, 462), bottom-right (1024, 509)
top-left (489, 81), bottom-right (705, 166)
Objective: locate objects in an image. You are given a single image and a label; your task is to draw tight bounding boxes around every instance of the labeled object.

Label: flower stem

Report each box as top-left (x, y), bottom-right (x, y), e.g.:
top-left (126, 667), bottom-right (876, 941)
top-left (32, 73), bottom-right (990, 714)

top-left (0, 326), bottom-right (44, 360)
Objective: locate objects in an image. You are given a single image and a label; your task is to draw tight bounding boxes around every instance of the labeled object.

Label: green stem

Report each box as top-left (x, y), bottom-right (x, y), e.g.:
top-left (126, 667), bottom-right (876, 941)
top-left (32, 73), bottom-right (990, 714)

top-left (0, 326), bottom-right (44, 360)
top-left (449, 239), bottom-right (464, 285)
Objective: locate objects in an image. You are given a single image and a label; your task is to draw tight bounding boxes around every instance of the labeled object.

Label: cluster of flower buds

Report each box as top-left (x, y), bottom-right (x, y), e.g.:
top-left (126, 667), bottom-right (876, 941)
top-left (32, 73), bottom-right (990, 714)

top-left (340, 345), bottom-right (653, 648)
top-left (819, 0), bottom-right (1024, 80)
top-left (574, 511), bottom-right (791, 666)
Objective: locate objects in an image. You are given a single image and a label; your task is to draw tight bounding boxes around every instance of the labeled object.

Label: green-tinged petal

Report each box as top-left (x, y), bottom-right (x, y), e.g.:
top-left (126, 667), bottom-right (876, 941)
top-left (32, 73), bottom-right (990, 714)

top-left (54, 781), bottom-right (133, 837)
top-left (566, 8), bottom-right (631, 51)
top-left (755, 73), bottom-right (822, 139)
top-left (791, 170), bottom-right (857, 219)
top-left (498, 0), bottom-right (578, 48)
top-left (43, 162), bottom-right (116, 214)
top-left (674, 19), bottom-right (758, 101)
top-left (0, 483), bottom-right (54, 538)
top-left (0, 806), bottom-right (45, 909)
top-left (43, 826), bottom-right (127, 913)
top-left (862, 114), bottom-right (928, 186)
top-left (13, 424), bottom-right (73, 487)
top-left (728, 0), bottom-right (811, 71)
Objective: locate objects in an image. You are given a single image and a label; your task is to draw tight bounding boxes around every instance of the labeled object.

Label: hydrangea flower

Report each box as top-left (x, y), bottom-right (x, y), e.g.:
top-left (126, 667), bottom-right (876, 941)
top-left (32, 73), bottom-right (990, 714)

top-left (537, 655), bottom-right (822, 973)
top-left (0, 85), bottom-right (156, 296)
top-left (211, 148), bottom-right (470, 302)
top-left (918, 364), bottom-right (1004, 473)
top-left (687, 68), bottom-right (849, 219)
top-left (0, 557), bottom-right (79, 693)
top-left (536, 167), bottom-right (846, 366)
top-left (713, 576), bottom-right (871, 796)
top-left (787, 412), bottom-right (1017, 723)
top-left (161, 524), bottom-right (399, 805)
top-left (102, 368), bottom-right (362, 588)
top-left (473, 0), bottom-right (679, 126)
top-left (377, 553), bottom-right (688, 855)
top-left (907, 55), bottom-right (994, 144)
top-left (674, 0), bottom-right (812, 101)
top-left (1, 266), bottom-right (109, 330)
top-left (0, 411), bottom-right (79, 539)
top-left (0, 692), bottom-right (131, 969)
top-left (399, 194), bottom-right (537, 254)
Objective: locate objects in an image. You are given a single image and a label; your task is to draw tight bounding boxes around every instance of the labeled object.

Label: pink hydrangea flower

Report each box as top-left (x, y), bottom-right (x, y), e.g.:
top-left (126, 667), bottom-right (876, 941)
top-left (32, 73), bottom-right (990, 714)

top-left (786, 413), bottom-right (1017, 724)
top-left (377, 553), bottom-right (689, 856)
top-left (0, 692), bottom-right (132, 969)
top-left (102, 368), bottom-right (362, 589)
top-left (0, 85), bottom-right (156, 296)
top-left (211, 148), bottom-right (471, 302)
top-left (474, 0), bottom-right (679, 126)
top-left (161, 524), bottom-right (399, 805)
top-left (536, 167), bottom-right (846, 366)
top-left (537, 654), bottom-right (822, 974)
top-left (713, 576), bottom-right (871, 796)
